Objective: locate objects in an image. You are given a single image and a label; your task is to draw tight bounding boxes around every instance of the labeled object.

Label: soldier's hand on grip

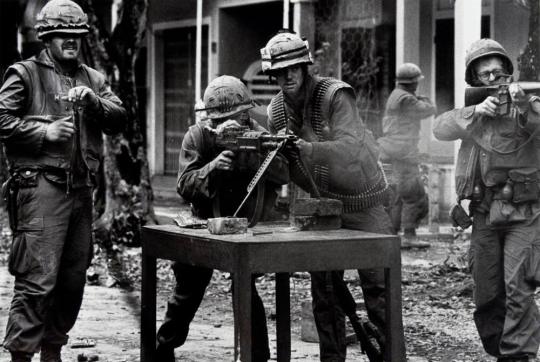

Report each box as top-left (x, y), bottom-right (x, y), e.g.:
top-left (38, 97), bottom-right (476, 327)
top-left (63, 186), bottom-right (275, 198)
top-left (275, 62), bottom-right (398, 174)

top-left (45, 116), bottom-right (75, 142)
top-left (211, 150), bottom-right (235, 171)
top-left (295, 138), bottom-right (313, 159)
top-left (509, 83), bottom-right (529, 113)
top-left (475, 96), bottom-right (500, 117)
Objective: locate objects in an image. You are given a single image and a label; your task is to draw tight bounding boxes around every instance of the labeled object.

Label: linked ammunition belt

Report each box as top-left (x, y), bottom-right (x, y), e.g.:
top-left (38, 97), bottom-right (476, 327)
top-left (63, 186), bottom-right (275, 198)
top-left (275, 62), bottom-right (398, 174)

top-left (271, 78), bottom-right (388, 212)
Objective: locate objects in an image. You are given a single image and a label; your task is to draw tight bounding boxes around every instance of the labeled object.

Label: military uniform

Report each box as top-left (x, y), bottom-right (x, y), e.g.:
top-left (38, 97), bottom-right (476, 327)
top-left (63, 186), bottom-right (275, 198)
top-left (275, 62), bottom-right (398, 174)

top-left (378, 86), bottom-right (436, 233)
top-left (434, 38), bottom-right (540, 361)
top-left (0, 48), bottom-right (126, 355)
top-left (156, 119), bottom-right (288, 361)
top-left (267, 73), bottom-right (404, 362)
top-left (156, 75), bottom-right (289, 362)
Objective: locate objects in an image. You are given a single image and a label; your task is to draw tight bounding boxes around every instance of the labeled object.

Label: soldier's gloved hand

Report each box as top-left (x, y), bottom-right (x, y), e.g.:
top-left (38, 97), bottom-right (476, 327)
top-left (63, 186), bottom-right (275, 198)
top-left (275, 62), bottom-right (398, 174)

top-left (475, 96), bottom-right (500, 117)
top-left (295, 138), bottom-right (313, 159)
top-left (509, 83), bottom-right (530, 114)
top-left (45, 116), bottom-right (75, 142)
top-left (67, 86), bottom-right (100, 110)
top-left (210, 150), bottom-right (235, 171)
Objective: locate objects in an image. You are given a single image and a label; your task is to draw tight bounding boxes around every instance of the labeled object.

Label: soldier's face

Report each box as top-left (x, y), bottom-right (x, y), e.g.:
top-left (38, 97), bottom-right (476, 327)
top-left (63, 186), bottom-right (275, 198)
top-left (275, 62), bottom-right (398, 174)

top-left (474, 56), bottom-right (508, 86)
top-left (45, 34), bottom-right (82, 63)
top-left (275, 65), bottom-right (305, 98)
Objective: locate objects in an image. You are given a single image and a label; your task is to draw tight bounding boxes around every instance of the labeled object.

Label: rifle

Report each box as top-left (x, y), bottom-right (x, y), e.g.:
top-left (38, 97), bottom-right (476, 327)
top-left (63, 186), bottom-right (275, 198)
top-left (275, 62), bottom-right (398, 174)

top-left (332, 273), bottom-right (384, 362)
top-left (464, 81), bottom-right (540, 116)
top-left (213, 127), bottom-right (297, 226)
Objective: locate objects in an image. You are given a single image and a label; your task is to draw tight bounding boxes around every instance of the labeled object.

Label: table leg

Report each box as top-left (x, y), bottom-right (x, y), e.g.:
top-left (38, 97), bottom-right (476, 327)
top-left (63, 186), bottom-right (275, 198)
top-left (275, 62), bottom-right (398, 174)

top-left (385, 263), bottom-right (405, 362)
top-left (141, 251), bottom-right (157, 362)
top-left (233, 271), bottom-right (252, 362)
top-left (276, 273), bottom-right (291, 362)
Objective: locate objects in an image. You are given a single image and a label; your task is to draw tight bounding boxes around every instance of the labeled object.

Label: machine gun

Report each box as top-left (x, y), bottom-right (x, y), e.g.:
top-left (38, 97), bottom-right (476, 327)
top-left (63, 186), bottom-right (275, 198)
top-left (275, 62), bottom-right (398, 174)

top-left (212, 126), bottom-right (299, 227)
top-left (465, 81), bottom-right (540, 116)
top-left (215, 126), bottom-right (298, 153)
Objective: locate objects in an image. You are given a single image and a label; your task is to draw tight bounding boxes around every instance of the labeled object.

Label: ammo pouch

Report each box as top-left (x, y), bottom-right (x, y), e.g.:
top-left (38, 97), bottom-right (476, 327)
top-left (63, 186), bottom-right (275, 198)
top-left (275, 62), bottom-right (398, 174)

top-left (508, 168), bottom-right (539, 204)
top-left (450, 202), bottom-right (472, 230)
top-left (488, 199), bottom-right (528, 226)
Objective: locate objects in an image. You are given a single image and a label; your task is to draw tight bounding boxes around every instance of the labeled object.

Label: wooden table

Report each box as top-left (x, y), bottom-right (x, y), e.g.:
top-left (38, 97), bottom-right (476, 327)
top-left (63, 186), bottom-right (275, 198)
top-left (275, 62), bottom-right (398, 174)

top-left (141, 224), bottom-right (404, 362)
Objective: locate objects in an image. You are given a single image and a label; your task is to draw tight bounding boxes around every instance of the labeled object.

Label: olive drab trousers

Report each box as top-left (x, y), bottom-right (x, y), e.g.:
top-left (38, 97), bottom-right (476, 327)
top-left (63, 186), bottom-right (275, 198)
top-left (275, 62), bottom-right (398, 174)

top-left (3, 172), bottom-right (93, 354)
top-left (156, 262), bottom-right (271, 361)
top-left (387, 161), bottom-right (429, 232)
top-left (470, 212), bottom-right (540, 359)
top-left (310, 205), bottom-right (406, 362)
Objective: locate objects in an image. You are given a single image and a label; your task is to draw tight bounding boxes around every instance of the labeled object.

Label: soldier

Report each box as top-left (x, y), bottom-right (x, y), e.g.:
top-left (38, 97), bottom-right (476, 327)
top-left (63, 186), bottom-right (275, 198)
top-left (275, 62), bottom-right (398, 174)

top-left (378, 63), bottom-right (436, 248)
top-left (261, 30), bottom-right (406, 362)
top-left (0, 0), bottom-right (127, 361)
top-left (155, 75), bottom-right (288, 362)
top-left (434, 38), bottom-right (540, 362)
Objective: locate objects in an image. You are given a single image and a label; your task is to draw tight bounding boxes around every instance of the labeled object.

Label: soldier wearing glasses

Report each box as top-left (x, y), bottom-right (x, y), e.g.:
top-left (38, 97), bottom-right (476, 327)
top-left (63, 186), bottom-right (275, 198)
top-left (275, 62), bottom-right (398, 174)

top-left (434, 39), bottom-right (540, 362)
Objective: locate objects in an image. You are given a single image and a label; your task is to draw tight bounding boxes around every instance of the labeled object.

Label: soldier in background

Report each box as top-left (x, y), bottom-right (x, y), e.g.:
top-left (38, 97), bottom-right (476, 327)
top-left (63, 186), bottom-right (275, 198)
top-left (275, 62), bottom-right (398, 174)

top-left (0, 1), bottom-right (127, 361)
top-left (378, 63), bottom-right (436, 248)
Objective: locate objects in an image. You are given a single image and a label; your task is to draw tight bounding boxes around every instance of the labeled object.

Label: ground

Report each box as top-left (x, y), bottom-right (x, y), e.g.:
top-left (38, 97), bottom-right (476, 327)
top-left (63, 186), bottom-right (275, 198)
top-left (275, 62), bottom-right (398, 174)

top-left (0, 207), bottom-right (535, 362)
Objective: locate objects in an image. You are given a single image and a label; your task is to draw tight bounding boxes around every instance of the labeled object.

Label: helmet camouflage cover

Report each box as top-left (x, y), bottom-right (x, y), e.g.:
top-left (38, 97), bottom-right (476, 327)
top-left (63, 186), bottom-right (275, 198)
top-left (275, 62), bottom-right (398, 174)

top-left (35, 0), bottom-right (89, 39)
top-left (197, 75), bottom-right (255, 120)
top-left (260, 31), bottom-right (313, 73)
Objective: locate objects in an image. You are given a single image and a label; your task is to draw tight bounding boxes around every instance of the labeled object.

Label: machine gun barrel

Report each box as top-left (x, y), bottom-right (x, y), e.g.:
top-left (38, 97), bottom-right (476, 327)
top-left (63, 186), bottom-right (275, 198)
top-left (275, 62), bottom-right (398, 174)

top-left (464, 81), bottom-right (540, 112)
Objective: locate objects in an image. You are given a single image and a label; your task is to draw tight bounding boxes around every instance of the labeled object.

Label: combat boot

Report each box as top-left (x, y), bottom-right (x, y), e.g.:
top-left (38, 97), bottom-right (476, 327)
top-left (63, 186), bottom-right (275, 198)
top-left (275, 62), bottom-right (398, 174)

top-left (155, 344), bottom-right (175, 362)
top-left (40, 343), bottom-right (62, 362)
top-left (10, 351), bottom-right (33, 362)
top-left (497, 356), bottom-right (531, 362)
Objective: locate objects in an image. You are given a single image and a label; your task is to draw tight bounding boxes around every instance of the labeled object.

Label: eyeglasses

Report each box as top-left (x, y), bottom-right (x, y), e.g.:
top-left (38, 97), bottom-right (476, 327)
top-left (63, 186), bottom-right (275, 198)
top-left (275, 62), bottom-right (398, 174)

top-left (477, 69), bottom-right (509, 81)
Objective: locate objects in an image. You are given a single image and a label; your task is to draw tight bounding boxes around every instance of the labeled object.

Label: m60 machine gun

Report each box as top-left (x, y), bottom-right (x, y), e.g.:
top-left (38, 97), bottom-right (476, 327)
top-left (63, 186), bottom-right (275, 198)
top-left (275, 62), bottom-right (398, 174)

top-left (212, 126), bottom-right (299, 227)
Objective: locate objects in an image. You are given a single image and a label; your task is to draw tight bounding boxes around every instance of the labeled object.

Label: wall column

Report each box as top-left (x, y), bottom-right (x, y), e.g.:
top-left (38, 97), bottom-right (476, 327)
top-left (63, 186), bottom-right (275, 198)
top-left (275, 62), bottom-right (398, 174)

top-left (454, 0), bottom-right (482, 108)
top-left (396, 0), bottom-right (420, 68)
top-left (291, 0), bottom-right (315, 48)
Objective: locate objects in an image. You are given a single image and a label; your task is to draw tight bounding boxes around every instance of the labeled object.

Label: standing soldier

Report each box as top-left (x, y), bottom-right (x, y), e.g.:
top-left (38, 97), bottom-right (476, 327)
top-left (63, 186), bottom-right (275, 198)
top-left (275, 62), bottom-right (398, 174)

top-left (261, 30), bottom-right (406, 362)
top-left (0, 1), bottom-right (127, 361)
top-left (155, 75), bottom-right (288, 362)
top-left (378, 63), bottom-right (436, 248)
top-left (434, 38), bottom-right (540, 362)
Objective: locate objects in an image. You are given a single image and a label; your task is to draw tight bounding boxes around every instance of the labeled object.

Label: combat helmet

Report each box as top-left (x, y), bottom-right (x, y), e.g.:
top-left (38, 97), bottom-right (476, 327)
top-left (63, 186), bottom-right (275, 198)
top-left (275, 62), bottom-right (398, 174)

top-left (197, 75), bottom-right (255, 120)
top-left (35, 0), bottom-right (89, 39)
top-left (465, 38), bottom-right (513, 85)
top-left (260, 30), bottom-right (313, 73)
top-left (396, 63), bottom-right (424, 84)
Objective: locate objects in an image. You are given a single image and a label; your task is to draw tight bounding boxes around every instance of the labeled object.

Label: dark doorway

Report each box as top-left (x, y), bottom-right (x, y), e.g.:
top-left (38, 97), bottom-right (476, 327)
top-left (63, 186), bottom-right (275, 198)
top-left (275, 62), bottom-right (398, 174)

top-left (162, 26), bottom-right (209, 174)
top-left (219, 2), bottom-right (282, 77)
top-left (435, 16), bottom-right (490, 114)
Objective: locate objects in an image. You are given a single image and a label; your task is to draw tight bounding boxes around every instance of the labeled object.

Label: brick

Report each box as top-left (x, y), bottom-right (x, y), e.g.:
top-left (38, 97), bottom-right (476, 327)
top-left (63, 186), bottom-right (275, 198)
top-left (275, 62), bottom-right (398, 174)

top-left (207, 217), bottom-right (248, 235)
top-left (290, 215), bottom-right (342, 231)
top-left (291, 197), bottom-right (343, 216)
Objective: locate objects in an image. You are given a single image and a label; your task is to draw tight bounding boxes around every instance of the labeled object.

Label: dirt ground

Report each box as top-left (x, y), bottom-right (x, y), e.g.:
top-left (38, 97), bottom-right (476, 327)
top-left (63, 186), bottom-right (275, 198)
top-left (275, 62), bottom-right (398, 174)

top-left (0, 211), bottom-right (536, 362)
